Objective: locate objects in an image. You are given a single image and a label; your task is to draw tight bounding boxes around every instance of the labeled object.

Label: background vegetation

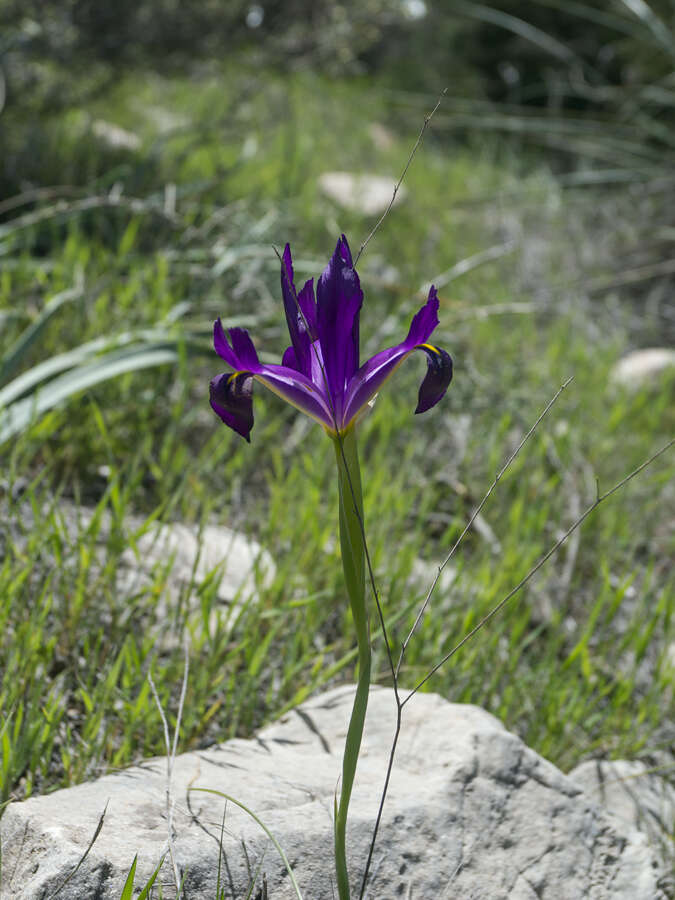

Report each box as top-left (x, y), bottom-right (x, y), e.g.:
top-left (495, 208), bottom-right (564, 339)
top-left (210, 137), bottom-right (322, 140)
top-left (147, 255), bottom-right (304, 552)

top-left (0, 0), bottom-right (673, 860)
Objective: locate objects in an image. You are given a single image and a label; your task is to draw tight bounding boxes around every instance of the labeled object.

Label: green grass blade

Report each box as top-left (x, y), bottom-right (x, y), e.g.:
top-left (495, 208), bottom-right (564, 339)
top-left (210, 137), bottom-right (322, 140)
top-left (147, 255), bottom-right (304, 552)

top-left (120, 853), bottom-right (165, 900)
top-left (119, 855), bottom-right (137, 900)
top-left (528, 0), bottom-right (641, 36)
top-left (243, 850), bottom-right (268, 900)
top-left (44, 803), bottom-right (108, 900)
top-left (451, 0), bottom-right (576, 62)
top-left (619, 0), bottom-right (675, 57)
top-left (190, 789), bottom-right (304, 900)
top-left (0, 339), bottom-right (111, 408)
top-left (0, 345), bottom-right (179, 444)
top-left (0, 325), bottom-right (210, 408)
top-left (0, 287), bottom-right (81, 386)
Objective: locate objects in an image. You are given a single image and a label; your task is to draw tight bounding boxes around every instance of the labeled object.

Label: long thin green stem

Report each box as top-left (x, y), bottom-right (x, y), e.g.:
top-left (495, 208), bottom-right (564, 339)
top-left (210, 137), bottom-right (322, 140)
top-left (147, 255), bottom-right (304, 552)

top-left (332, 429), bottom-right (370, 900)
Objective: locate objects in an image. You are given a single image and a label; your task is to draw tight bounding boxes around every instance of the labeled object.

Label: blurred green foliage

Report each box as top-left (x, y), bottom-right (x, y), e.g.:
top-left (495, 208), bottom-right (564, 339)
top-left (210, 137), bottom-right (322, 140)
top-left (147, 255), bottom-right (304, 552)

top-left (2, 1), bottom-right (674, 194)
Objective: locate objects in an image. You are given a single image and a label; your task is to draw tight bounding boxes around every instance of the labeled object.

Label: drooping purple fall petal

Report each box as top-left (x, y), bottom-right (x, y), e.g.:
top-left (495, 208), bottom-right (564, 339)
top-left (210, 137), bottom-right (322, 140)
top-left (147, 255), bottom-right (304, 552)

top-left (210, 372), bottom-right (255, 442)
top-left (342, 287), bottom-right (452, 425)
top-left (212, 319), bottom-right (334, 429)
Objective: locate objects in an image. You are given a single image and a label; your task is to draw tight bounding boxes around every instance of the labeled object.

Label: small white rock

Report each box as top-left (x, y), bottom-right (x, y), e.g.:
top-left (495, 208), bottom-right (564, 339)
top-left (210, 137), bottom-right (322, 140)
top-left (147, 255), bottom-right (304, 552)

top-left (54, 503), bottom-right (274, 635)
top-left (368, 122), bottom-right (395, 150)
top-left (120, 521), bottom-right (275, 623)
top-left (91, 120), bottom-right (142, 151)
top-left (318, 171), bottom-right (406, 216)
top-left (611, 348), bottom-right (675, 388)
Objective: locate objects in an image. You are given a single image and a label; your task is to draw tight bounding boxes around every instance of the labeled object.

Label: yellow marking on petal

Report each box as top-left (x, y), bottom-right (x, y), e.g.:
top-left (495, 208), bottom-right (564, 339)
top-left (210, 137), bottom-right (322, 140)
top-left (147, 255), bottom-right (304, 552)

top-left (227, 370), bottom-right (246, 385)
top-left (419, 343), bottom-right (440, 355)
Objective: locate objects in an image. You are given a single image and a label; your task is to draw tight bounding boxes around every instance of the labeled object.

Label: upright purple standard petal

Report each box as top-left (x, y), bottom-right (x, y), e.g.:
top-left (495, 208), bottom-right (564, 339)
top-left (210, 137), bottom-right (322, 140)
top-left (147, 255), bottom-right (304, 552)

top-left (213, 319), bottom-right (240, 369)
top-left (297, 278), bottom-right (318, 337)
top-left (214, 320), bottom-right (261, 371)
top-left (280, 244), bottom-right (317, 377)
top-left (342, 286), bottom-right (452, 425)
top-left (229, 327), bottom-right (261, 371)
top-left (405, 285), bottom-right (440, 345)
top-left (316, 235), bottom-right (363, 421)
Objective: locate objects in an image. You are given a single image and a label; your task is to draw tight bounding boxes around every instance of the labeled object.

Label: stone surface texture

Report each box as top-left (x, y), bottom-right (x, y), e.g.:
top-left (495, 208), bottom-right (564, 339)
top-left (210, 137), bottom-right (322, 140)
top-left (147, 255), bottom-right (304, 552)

top-left (570, 759), bottom-right (675, 861)
top-left (1, 686), bottom-right (670, 899)
top-left (118, 519), bottom-right (275, 609)
top-left (318, 172), bottom-right (406, 216)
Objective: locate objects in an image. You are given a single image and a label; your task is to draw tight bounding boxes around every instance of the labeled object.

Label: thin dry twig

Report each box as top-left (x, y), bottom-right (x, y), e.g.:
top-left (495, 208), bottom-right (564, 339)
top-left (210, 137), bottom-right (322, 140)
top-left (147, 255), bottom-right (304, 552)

top-left (360, 437), bottom-right (674, 896)
top-left (396, 375), bottom-right (574, 678)
top-left (359, 376), bottom-right (573, 899)
top-left (353, 88), bottom-right (447, 268)
top-left (403, 436), bottom-right (674, 705)
top-left (148, 634), bottom-right (190, 893)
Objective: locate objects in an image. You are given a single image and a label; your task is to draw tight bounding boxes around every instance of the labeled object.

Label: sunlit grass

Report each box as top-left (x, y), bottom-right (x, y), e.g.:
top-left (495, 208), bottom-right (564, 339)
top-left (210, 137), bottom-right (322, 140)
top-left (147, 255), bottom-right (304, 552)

top-left (0, 67), bottom-right (673, 832)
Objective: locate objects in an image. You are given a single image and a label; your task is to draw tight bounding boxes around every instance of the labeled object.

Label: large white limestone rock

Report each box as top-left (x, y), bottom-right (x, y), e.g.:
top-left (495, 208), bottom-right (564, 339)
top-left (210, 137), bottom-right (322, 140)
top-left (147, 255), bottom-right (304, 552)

top-left (570, 758), bottom-right (675, 863)
top-left (0, 686), bottom-right (669, 899)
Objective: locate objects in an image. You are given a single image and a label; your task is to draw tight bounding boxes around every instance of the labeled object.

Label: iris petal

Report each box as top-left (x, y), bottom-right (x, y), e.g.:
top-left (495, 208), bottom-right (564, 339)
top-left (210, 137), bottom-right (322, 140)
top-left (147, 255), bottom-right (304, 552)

top-left (210, 372), bottom-right (254, 442)
top-left (213, 319), bottom-right (239, 368)
top-left (214, 321), bottom-right (261, 371)
top-left (282, 345), bottom-right (299, 370)
top-left (406, 285), bottom-right (440, 345)
top-left (281, 245), bottom-right (315, 377)
top-left (253, 364), bottom-right (335, 429)
top-left (297, 278), bottom-right (318, 339)
top-left (342, 286), bottom-right (452, 426)
top-left (316, 235), bottom-right (363, 420)
top-left (211, 361), bottom-right (336, 440)
top-left (414, 344), bottom-right (453, 414)
top-left (229, 328), bottom-right (260, 370)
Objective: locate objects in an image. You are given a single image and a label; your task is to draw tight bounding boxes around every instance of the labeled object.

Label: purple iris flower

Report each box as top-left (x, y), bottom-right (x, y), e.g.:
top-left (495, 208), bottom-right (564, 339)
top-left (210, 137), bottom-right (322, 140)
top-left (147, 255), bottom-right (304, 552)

top-left (210, 235), bottom-right (453, 442)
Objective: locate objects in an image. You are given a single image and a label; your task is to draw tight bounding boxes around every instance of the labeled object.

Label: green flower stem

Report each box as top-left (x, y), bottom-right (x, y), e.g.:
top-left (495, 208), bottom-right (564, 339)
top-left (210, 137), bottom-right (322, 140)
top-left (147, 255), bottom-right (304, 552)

top-left (332, 428), bottom-right (371, 900)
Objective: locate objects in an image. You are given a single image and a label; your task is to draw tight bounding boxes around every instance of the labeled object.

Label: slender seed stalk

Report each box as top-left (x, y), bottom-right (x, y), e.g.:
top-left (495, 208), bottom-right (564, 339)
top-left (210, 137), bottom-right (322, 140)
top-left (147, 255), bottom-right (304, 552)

top-left (332, 429), bottom-right (371, 900)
